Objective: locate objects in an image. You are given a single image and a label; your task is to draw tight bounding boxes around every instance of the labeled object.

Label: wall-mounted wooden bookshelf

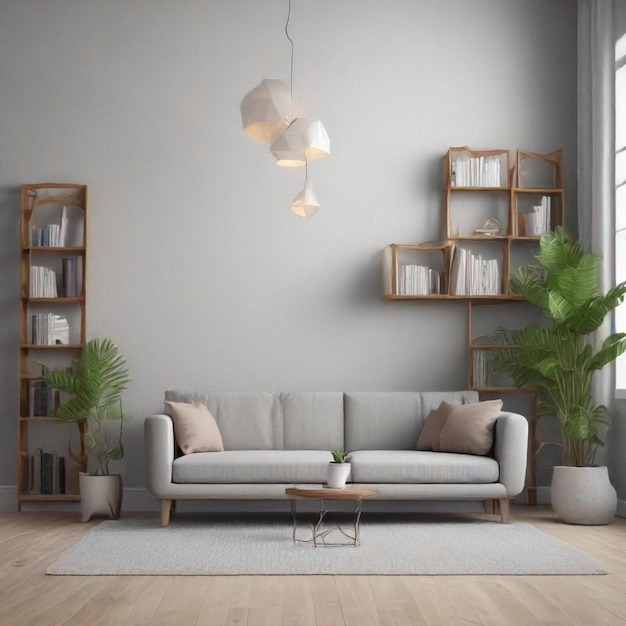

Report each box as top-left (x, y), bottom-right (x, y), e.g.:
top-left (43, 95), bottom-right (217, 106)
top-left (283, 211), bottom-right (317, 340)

top-left (17, 183), bottom-right (88, 510)
top-left (384, 147), bottom-right (565, 504)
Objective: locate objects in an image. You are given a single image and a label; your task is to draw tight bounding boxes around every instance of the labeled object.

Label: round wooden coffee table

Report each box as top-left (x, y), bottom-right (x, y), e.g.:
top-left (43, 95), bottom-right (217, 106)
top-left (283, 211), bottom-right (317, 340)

top-left (285, 486), bottom-right (378, 547)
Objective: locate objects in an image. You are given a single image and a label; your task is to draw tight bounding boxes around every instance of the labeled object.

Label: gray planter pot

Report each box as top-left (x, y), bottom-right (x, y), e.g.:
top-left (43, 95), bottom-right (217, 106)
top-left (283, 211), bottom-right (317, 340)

top-left (79, 473), bottom-right (123, 523)
top-left (550, 465), bottom-right (617, 525)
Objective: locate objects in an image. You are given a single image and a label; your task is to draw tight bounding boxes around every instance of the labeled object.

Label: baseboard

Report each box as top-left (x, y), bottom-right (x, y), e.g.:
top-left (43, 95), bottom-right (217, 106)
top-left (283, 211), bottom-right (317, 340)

top-left (2, 484), bottom-right (622, 517)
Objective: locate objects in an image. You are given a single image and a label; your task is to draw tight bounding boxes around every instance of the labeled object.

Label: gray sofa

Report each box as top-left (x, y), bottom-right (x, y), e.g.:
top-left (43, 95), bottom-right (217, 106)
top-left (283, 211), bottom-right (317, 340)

top-left (145, 390), bottom-right (528, 526)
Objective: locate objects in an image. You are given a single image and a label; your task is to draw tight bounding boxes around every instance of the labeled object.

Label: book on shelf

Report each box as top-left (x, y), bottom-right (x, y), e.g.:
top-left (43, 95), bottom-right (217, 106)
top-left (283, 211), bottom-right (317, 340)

top-left (450, 247), bottom-right (501, 296)
top-left (27, 378), bottom-right (57, 416)
top-left (29, 448), bottom-right (42, 494)
top-left (29, 450), bottom-right (66, 495)
top-left (396, 264), bottom-right (440, 295)
top-left (451, 154), bottom-right (503, 188)
top-left (522, 196), bottom-right (551, 236)
top-left (30, 205), bottom-right (68, 247)
top-left (30, 313), bottom-right (70, 345)
top-left (29, 266), bottom-right (58, 298)
top-left (61, 256), bottom-right (83, 297)
top-left (41, 452), bottom-right (54, 494)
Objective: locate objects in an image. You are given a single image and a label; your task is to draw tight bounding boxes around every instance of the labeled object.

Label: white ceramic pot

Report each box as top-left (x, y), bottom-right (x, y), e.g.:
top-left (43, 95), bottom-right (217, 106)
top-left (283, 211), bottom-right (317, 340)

top-left (327, 463), bottom-right (351, 489)
top-left (550, 465), bottom-right (617, 525)
top-left (79, 473), bottom-right (123, 523)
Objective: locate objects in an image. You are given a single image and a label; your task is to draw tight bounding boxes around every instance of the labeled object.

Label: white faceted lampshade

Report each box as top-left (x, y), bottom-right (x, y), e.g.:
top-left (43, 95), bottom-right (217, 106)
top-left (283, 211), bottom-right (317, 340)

top-left (291, 181), bottom-right (321, 218)
top-left (270, 118), bottom-right (330, 167)
top-left (240, 79), bottom-right (305, 143)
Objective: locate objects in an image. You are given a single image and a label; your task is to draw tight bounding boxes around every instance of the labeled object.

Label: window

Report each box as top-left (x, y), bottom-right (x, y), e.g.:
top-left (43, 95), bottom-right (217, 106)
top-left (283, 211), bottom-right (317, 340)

top-left (616, 32), bottom-right (626, 392)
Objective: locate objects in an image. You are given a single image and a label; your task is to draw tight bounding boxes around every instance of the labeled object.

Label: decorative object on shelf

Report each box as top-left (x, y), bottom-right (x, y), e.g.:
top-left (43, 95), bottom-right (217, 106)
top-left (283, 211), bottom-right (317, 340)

top-left (240, 0), bottom-right (329, 216)
top-left (327, 449), bottom-right (351, 489)
top-left (490, 227), bottom-right (626, 524)
top-left (47, 338), bottom-right (130, 522)
top-left (472, 217), bottom-right (502, 237)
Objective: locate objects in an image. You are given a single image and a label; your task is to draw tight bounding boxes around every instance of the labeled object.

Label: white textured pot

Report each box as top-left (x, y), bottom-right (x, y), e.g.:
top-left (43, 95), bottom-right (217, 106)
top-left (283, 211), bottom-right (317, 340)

top-left (79, 473), bottom-right (123, 523)
top-left (550, 465), bottom-right (617, 525)
top-left (327, 463), bottom-right (351, 489)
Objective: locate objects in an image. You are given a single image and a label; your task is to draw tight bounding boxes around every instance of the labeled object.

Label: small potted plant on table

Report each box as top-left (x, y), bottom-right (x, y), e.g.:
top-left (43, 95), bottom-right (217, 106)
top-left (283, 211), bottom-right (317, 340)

top-left (327, 450), bottom-right (351, 489)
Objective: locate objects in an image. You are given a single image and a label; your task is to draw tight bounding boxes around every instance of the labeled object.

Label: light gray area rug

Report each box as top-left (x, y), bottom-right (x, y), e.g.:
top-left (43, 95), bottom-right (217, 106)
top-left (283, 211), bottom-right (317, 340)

top-left (46, 514), bottom-right (606, 576)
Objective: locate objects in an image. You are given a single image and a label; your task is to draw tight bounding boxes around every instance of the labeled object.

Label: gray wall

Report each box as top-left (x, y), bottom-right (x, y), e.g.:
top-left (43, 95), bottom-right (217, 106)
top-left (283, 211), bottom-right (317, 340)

top-left (0, 0), bottom-right (578, 509)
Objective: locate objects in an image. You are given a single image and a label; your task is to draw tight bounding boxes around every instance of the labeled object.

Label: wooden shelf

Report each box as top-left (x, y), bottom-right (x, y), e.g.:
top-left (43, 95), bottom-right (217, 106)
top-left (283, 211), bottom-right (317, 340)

top-left (382, 148), bottom-right (565, 505)
top-left (18, 183), bottom-right (88, 511)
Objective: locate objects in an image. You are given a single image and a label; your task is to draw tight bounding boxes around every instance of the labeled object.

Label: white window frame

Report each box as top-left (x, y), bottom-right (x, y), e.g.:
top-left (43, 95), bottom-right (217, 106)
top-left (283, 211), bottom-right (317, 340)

top-left (616, 33), bottom-right (626, 398)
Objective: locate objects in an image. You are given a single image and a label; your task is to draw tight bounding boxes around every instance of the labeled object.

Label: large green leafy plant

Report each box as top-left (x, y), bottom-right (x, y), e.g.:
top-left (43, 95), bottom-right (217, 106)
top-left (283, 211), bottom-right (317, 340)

top-left (47, 338), bottom-right (130, 476)
top-left (491, 227), bottom-right (626, 467)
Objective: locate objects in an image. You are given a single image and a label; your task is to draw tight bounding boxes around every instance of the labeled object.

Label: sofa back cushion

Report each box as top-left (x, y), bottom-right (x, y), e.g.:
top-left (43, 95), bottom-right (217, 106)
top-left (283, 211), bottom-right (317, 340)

top-left (280, 392), bottom-right (344, 450)
top-left (164, 391), bottom-right (282, 450)
top-left (344, 391), bottom-right (479, 451)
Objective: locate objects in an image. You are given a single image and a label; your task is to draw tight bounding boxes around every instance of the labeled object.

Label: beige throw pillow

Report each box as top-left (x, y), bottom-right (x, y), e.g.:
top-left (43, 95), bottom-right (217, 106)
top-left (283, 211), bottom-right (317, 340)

top-left (416, 402), bottom-right (453, 450)
top-left (165, 400), bottom-right (224, 454)
top-left (436, 399), bottom-right (503, 455)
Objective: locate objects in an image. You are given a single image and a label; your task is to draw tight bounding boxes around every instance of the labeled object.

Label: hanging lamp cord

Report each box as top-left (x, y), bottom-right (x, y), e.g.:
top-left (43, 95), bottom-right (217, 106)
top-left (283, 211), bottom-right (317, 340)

top-left (285, 0), bottom-right (294, 103)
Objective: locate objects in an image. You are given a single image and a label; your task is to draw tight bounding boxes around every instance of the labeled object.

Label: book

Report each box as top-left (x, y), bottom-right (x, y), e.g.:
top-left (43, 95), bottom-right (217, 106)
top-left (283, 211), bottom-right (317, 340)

top-left (30, 448), bottom-right (42, 494)
top-left (41, 452), bottom-right (54, 494)
top-left (58, 457), bottom-right (66, 494)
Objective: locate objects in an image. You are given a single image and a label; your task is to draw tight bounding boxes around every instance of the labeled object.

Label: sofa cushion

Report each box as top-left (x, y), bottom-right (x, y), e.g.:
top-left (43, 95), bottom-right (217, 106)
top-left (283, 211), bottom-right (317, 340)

top-left (416, 402), bottom-right (450, 450)
top-left (164, 391), bottom-right (282, 450)
top-left (165, 400), bottom-right (224, 454)
top-left (437, 399), bottom-right (503, 455)
top-left (280, 392), bottom-right (344, 450)
top-left (348, 450), bottom-right (499, 484)
top-left (172, 450), bottom-right (333, 484)
top-left (344, 391), bottom-right (480, 451)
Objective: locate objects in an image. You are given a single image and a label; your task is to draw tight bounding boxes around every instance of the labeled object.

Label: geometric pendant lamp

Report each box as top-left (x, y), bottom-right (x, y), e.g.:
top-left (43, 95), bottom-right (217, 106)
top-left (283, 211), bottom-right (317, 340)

top-left (270, 118), bottom-right (330, 167)
top-left (291, 180), bottom-right (321, 218)
top-left (241, 0), bottom-right (329, 217)
top-left (240, 79), bottom-right (305, 143)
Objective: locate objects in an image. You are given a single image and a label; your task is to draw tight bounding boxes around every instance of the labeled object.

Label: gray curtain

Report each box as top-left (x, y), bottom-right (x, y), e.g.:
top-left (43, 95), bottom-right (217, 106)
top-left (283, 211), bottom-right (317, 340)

top-left (577, 0), bottom-right (616, 425)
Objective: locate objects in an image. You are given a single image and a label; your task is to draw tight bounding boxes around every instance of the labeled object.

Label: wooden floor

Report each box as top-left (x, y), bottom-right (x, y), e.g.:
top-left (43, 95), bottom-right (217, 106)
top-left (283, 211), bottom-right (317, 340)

top-left (0, 506), bottom-right (625, 625)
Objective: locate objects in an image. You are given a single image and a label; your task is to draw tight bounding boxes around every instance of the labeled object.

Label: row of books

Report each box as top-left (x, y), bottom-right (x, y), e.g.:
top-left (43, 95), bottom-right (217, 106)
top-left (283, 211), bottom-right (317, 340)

top-left (472, 350), bottom-right (494, 387)
top-left (30, 266), bottom-right (58, 297)
top-left (450, 247), bottom-right (501, 296)
top-left (25, 378), bottom-right (58, 417)
top-left (29, 449), bottom-right (66, 494)
top-left (451, 154), bottom-right (503, 188)
top-left (523, 196), bottom-right (552, 236)
top-left (31, 313), bottom-right (69, 345)
top-left (30, 206), bottom-right (68, 247)
top-left (29, 258), bottom-right (83, 298)
top-left (396, 264), bottom-right (441, 295)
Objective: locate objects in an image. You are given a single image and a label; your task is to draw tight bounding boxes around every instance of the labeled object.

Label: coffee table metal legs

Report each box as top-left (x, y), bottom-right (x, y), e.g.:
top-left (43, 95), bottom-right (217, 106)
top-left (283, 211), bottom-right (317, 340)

top-left (291, 497), bottom-right (364, 547)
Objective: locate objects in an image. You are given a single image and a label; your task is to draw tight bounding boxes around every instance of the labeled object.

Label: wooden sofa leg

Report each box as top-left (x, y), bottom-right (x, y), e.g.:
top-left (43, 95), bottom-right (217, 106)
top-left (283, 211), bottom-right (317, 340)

top-left (483, 499), bottom-right (495, 514)
top-left (161, 499), bottom-right (173, 527)
top-left (498, 498), bottom-right (512, 524)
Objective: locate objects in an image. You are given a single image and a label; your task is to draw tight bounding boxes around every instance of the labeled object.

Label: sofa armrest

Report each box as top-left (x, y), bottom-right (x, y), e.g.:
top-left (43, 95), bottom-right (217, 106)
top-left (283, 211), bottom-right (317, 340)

top-left (493, 411), bottom-right (528, 497)
top-left (144, 413), bottom-right (175, 496)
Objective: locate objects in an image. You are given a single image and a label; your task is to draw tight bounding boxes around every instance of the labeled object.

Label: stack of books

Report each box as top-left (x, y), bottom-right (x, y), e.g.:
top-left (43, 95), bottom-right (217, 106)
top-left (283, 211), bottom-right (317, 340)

top-left (30, 206), bottom-right (68, 247)
top-left (396, 264), bottom-right (441, 295)
top-left (450, 247), bottom-right (501, 296)
top-left (61, 257), bottom-right (83, 297)
top-left (29, 266), bottom-right (58, 298)
top-left (30, 313), bottom-right (69, 345)
top-left (29, 449), bottom-right (66, 494)
top-left (451, 155), bottom-right (503, 187)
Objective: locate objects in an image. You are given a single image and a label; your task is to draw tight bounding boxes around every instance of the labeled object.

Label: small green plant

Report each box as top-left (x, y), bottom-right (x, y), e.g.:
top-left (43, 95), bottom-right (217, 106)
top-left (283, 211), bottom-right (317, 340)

top-left (46, 338), bottom-right (130, 476)
top-left (331, 450), bottom-right (349, 463)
